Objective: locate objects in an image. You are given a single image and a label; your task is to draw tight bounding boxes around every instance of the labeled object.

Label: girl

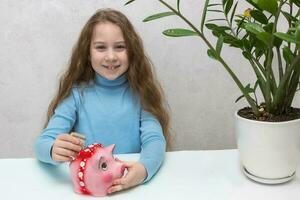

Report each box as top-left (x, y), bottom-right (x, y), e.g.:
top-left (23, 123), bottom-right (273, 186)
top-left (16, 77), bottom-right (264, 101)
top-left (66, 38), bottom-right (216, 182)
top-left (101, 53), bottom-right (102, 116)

top-left (35, 8), bottom-right (170, 194)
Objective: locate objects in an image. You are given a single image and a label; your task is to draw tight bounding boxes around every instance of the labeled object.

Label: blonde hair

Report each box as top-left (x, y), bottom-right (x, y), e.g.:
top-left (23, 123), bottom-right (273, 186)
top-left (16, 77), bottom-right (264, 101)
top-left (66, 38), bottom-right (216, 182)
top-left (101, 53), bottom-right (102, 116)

top-left (44, 8), bottom-right (171, 149)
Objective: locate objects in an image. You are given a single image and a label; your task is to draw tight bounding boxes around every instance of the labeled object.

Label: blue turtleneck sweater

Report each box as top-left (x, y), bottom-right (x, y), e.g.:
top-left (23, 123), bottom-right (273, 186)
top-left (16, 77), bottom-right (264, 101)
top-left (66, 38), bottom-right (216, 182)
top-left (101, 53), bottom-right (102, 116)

top-left (34, 73), bottom-right (166, 182)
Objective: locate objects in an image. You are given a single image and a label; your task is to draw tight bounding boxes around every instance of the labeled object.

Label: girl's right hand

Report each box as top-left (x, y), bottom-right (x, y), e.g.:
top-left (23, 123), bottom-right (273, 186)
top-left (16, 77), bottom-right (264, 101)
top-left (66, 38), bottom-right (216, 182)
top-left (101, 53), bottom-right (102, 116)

top-left (51, 133), bottom-right (84, 162)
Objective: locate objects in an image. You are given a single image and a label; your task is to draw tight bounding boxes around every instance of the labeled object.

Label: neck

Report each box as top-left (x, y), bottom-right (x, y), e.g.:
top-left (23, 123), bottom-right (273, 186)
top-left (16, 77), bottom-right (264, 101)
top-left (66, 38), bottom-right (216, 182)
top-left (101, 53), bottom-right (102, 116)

top-left (94, 73), bottom-right (127, 87)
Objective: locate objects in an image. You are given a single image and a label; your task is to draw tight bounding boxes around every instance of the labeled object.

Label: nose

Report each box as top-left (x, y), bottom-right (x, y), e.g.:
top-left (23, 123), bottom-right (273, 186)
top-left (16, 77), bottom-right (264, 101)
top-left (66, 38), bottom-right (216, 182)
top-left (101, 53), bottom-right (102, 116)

top-left (105, 48), bottom-right (117, 62)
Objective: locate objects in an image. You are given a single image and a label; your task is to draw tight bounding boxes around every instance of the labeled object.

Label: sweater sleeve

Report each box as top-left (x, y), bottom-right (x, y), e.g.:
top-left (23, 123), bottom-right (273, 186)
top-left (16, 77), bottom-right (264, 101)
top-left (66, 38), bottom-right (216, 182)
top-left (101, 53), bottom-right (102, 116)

top-left (138, 109), bottom-right (166, 183)
top-left (34, 90), bottom-right (78, 165)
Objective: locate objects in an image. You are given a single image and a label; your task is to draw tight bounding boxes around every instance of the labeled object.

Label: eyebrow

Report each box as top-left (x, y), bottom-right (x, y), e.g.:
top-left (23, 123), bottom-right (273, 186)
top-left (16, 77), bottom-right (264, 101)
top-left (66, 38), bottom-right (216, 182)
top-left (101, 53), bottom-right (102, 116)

top-left (93, 41), bottom-right (125, 45)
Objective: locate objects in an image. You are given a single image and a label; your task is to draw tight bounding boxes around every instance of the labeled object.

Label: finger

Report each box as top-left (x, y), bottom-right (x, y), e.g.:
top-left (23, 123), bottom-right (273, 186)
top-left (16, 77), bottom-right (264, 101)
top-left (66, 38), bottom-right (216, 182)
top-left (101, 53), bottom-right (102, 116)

top-left (52, 154), bottom-right (72, 162)
top-left (78, 139), bottom-right (85, 147)
top-left (57, 134), bottom-right (81, 145)
top-left (54, 147), bottom-right (78, 158)
top-left (55, 140), bottom-right (82, 152)
top-left (107, 185), bottom-right (123, 194)
top-left (112, 174), bottom-right (134, 189)
top-left (112, 178), bottom-right (126, 186)
top-left (70, 132), bottom-right (86, 141)
top-left (122, 161), bottom-right (134, 168)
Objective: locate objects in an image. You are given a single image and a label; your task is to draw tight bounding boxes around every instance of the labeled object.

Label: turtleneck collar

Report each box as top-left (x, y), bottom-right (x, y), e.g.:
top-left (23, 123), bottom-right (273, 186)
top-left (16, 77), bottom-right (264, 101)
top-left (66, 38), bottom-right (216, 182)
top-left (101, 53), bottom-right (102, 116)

top-left (94, 72), bottom-right (128, 87)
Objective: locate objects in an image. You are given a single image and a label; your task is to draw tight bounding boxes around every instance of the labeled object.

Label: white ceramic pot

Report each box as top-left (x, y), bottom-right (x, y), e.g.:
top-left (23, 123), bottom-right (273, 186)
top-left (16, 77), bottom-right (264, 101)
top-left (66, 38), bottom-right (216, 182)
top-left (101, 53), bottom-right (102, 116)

top-left (235, 112), bottom-right (300, 184)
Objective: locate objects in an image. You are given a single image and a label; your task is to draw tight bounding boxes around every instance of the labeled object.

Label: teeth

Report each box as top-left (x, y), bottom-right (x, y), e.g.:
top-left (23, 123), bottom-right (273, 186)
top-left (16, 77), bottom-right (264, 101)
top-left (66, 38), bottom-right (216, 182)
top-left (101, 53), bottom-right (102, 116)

top-left (102, 65), bottom-right (120, 70)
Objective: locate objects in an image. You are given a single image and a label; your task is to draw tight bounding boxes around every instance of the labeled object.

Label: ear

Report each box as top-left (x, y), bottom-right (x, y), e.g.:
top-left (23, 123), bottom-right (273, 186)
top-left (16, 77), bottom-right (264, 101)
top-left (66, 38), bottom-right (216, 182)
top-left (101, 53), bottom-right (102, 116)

top-left (106, 144), bottom-right (115, 153)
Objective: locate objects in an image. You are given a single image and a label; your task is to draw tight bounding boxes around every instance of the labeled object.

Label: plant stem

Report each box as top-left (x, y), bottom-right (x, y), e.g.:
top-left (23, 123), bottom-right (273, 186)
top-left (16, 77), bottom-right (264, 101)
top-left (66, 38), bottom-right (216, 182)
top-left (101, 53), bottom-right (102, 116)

top-left (286, 54), bottom-right (300, 107)
top-left (273, 53), bottom-right (300, 111)
top-left (222, 3), bottom-right (237, 37)
top-left (265, 0), bottom-right (285, 113)
top-left (177, 0), bottom-right (181, 13)
top-left (276, 47), bottom-right (283, 81)
top-left (158, 0), bottom-right (260, 115)
top-left (248, 58), bottom-right (267, 102)
top-left (296, 8), bottom-right (300, 18)
top-left (252, 57), bottom-right (267, 79)
top-left (287, 1), bottom-right (292, 56)
top-left (201, 0), bottom-right (210, 33)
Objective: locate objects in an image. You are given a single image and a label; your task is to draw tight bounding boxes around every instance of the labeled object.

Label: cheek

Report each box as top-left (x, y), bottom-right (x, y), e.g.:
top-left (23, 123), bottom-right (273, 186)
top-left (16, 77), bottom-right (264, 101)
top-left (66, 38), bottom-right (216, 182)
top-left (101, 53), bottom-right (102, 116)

top-left (120, 52), bottom-right (128, 63)
top-left (102, 173), bottom-right (113, 183)
top-left (90, 51), bottom-right (104, 64)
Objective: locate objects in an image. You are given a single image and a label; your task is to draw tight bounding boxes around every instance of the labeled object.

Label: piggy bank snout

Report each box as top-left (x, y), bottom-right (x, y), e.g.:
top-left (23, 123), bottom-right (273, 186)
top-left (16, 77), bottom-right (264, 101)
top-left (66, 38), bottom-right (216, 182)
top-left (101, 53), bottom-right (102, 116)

top-left (114, 162), bottom-right (125, 177)
top-left (114, 157), bottom-right (126, 176)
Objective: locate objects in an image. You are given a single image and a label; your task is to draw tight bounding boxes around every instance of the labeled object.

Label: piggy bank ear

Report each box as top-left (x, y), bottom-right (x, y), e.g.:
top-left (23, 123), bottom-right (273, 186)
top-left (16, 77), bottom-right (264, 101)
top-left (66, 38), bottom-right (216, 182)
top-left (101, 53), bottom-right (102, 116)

top-left (106, 144), bottom-right (115, 153)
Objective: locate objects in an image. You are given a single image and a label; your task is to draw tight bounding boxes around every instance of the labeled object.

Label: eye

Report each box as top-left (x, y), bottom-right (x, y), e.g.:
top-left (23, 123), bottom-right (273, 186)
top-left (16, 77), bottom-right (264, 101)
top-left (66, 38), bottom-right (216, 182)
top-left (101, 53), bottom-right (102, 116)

top-left (96, 46), bottom-right (106, 51)
top-left (116, 45), bottom-right (125, 49)
top-left (115, 45), bottom-right (126, 51)
top-left (100, 162), bottom-right (108, 171)
top-left (98, 156), bottom-right (108, 171)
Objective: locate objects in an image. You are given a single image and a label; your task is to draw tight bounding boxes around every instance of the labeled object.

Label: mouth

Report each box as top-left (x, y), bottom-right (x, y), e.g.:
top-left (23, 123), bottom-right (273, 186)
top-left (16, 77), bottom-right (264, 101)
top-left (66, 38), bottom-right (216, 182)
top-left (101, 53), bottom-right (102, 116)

top-left (101, 65), bottom-right (121, 70)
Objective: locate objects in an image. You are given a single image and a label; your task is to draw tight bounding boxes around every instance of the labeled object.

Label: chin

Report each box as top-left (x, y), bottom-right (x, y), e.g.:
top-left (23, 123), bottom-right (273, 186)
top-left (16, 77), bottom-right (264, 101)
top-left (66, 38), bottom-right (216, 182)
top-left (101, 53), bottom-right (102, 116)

top-left (103, 73), bottom-right (120, 80)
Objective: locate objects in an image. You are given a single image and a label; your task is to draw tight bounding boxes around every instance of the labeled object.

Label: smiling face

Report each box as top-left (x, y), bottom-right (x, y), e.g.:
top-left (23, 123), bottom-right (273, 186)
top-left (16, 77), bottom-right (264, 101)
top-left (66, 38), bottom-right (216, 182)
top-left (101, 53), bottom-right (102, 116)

top-left (90, 22), bottom-right (129, 80)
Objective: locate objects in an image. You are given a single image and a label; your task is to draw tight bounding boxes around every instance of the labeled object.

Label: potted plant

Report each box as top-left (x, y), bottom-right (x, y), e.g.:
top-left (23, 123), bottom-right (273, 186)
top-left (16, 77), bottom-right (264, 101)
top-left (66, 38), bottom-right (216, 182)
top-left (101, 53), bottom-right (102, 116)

top-left (126, 0), bottom-right (300, 184)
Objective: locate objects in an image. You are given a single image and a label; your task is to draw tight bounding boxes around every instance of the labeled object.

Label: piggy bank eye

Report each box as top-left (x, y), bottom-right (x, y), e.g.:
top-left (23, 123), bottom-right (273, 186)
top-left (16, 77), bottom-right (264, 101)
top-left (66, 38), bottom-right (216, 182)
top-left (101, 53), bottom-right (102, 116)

top-left (100, 162), bottom-right (108, 171)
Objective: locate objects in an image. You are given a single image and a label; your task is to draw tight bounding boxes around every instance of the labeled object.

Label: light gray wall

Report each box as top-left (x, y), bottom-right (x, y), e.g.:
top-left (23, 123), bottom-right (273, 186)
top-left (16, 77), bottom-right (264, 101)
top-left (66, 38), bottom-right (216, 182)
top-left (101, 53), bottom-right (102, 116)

top-left (1, 0), bottom-right (299, 158)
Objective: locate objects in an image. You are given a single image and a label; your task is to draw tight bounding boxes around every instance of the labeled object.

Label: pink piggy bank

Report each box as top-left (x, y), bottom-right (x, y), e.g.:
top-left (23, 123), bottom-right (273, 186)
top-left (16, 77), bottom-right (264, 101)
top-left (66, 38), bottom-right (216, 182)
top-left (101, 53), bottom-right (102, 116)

top-left (69, 143), bottom-right (125, 196)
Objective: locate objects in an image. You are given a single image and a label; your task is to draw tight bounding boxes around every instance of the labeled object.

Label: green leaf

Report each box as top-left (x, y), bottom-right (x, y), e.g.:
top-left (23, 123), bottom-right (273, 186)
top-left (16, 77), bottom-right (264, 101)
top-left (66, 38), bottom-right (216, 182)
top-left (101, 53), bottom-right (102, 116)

top-left (207, 9), bottom-right (224, 13)
top-left (242, 51), bottom-right (252, 60)
top-left (274, 32), bottom-right (300, 45)
top-left (236, 16), bottom-right (246, 35)
top-left (282, 46), bottom-right (294, 65)
top-left (230, 2), bottom-right (238, 25)
top-left (263, 22), bottom-right (274, 33)
top-left (235, 83), bottom-right (255, 103)
top-left (205, 23), bottom-right (231, 32)
top-left (245, 84), bottom-right (255, 93)
top-left (206, 18), bottom-right (227, 22)
top-left (208, 3), bottom-right (222, 7)
top-left (254, 80), bottom-right (259, 90)
top-left (163, 29), bottom-right (198, 37)
top-left (245, 0), bottom-right (261, 10)
top-left (205, 23), bottom-right (218, 30)
top-left (216, 35), bottom-right (224, 55)
top-left (223, 35), bottom-right (243, 48)
top-left (295, 25), bottom-right (300, 49)
top-left (256, 32), bottom-right (272, 44)
top-left (212, 30), bottom-right (221, 37)
top-left (207, 49), bottom-right (218, 60)
top-left (177, 0), bottom-right (181, 13)
top-left (124, 0), bottom-right (135, 5)
top-left (143, 12), bottom-right (176, 22)
top-left (244, 22), bottom-right (265, 35)
top-left (253, 0), bottom-right (278, 15)
top-left (235, 94), bottom-right (245, 103)
top-left (281, 11), bottom-right (298, 22)
top-left (291, 0), bottom-right (300, 7)
top-left (289, 27), bottom-right (297, 32)
top-left (225, 0), bottom-right (234, 15)
top-left (201, 0), bottom-right (210, 33)
top-left (243, 39), bottom-right (252, 51)
top-left (273, 36), bottom-right (283, 48)
top-left (250, 10), bottom-right (268, 24)
top-left (255, 48), bottom-right (264, 58)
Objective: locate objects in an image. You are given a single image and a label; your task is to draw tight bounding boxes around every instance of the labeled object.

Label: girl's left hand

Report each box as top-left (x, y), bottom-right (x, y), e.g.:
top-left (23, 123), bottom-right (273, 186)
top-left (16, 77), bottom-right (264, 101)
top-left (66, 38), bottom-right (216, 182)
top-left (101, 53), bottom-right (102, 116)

top-left (107, 162), bottom-right (147, 194)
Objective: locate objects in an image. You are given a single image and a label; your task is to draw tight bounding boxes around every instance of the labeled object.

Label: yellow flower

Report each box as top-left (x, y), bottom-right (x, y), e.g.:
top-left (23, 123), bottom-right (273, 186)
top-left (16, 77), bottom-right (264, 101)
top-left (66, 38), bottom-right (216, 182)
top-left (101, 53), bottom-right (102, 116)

top-left (243, 8), bottom-right (252, 18)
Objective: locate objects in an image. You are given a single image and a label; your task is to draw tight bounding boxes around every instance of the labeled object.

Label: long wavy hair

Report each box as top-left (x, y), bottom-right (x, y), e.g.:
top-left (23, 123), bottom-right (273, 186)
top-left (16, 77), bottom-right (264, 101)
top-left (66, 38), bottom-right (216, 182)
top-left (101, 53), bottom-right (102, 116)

top-left (44, 8), bottom-right (171, 149)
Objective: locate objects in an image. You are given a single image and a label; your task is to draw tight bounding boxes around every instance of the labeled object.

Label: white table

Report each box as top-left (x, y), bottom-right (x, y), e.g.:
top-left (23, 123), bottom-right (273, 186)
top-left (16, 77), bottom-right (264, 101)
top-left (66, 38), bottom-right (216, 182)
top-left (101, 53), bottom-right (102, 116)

top-left (1, 150), bottom-right (299, 199)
